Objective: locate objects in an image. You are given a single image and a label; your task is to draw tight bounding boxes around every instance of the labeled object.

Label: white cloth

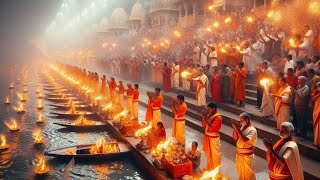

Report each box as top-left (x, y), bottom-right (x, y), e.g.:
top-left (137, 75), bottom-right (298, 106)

top-left (193, 46), bottom-right (200, 63)
top-left (209, 51), bottom-right (218, 67)
top-left (200, 49), bottom-right (208, 67)
top-left (240, 47), bottom-right (256, 73)
top-left (193, 74), bottom-right (208, 106)
top-left (276, 86), bottom-right (291, 129)
top-left (284, 60), bottom-right (295, 74)
top-left (172, 65), bottom-right (180, 88)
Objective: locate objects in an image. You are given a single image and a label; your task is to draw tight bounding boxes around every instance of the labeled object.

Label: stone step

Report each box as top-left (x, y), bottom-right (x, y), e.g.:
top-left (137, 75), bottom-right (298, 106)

top-left (246, 89), bottom-right (257, 98)
top-left (246, 83), bottom-right (258, 91)
top-left (136, 94), bottom-right (320, 179)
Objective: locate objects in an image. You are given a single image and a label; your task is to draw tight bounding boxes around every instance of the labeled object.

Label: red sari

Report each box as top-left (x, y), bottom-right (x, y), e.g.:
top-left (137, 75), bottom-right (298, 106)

top-left (210, 74), bottom-right (223, 103)
top-left (162, 67), bottom-right (172, 92)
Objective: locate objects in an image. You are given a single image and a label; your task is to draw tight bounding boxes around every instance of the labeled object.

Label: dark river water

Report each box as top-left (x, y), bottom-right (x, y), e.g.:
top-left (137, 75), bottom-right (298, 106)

top-left (0, 65), bottom-right (147, 180)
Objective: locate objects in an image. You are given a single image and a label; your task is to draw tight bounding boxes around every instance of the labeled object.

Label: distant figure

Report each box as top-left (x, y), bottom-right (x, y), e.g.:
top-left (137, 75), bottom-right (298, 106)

top-left (107, 77), bottom-right (117, 103)
top-left (186, 141), bottom-right (201, 170)
top-left (126, 84), bottom-right (134, 114)
top-left (132, 84), bottom-right (140, 121)
top-left (147, 88), bottom-right (163, 129)
top-left (210, 66), bottom-right (223, 103)
top-left (162, 62), bottom-right (172, 92)
top-left (172, 62), bottom-right (180, 88)
top-left (263, 122), bottom-right (304, 180)
top-left (117, 81), bottom-right (125, 109)
top-left (191, 67), bottom-right (208, 108)
top-left (234, 62), bottom-right (247, 107)
top-left (311, 82), bottom-right (320, 148)
top-left (100, 75), bottom-right (106, 96)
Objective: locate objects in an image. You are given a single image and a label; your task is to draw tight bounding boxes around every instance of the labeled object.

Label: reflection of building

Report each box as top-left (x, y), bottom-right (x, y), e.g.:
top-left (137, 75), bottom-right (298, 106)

top-left (149, 0), bottom-right (179, 31)
top-left (175, 0), bottom-right (211, 27)
top-left (129, 0), bottom-right (147, 36)
top-left (106, 8), bottom-right (129, 38)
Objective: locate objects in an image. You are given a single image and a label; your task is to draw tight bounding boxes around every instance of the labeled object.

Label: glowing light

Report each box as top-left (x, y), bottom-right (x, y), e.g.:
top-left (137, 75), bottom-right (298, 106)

top-left (135, 124), bottom-right (152, 137)
top-left (208, 5), bottom-right (214, 11)
top-left (174, 30), bottom-right (181, 38)
top-left (0, 135), bottom-right (9, 150)
top-left (33, 130), bottom-right (45, 144)
top-left (9, 82), bottom-right (14, 89)
top-left (267, 10), bottom-right (274, 18)
top-left (224, 17), bottom-right (231, 23)
top-left (37, 114), bottom-right (45, 123)
top-left (247, 16), bottom-right (254, 23)
top-left (89, 137), bottom-right (119, 154)
top-left (181, 71), bottom-right (192, 78)
top-left (260, 78), bottom-right (274, 89)
top-left (131, 46), bottom-right (135, 51)
top-left (207, 27), bottom-right (212, 32)
top-left (236, 46), bottom-right (241, 51)
top-left (37, 100), bottom-right (44, 110)
top-left (289, 38), bottom-right (297, 48)
top-left (35, 156), bottom-right (49, 174)
top-left (220, 47), bottom-right (227, 53)
top-left (213, 21), bottom-right (219, 28)
top-left (4, 97), bottom-right (10, 104)
top-left (5, 119), bottom-right (20, 131)
top-left (309, 1), bottom-right (320, 14)
top-left (200, 166), bottom-right (220, 180)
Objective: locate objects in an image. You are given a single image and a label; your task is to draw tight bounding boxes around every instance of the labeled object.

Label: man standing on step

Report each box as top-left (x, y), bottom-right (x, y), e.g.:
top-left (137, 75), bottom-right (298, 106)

top-left (201, 102), bottom-right (222, 172)
top-left (126, 84), bottom-right (134, 114)
top-left (172, 62), bottom-right (180, 88)
top-left (170, 94), bottom-right (188, 146)
top-left (117, 81), bottom-right (125, 109)
top-left (235, 62), bottom-right (247, 107)
top-left (232, 112), bottom-right (257, 180)
top-left (191, 67), bottom-right (208, 109)
top-left (263, 122), bottom-right (304, 180)
top-left (107, 77), bottom-right (117, 103)
top-left (132, 84), bottom-right (140, 121)
top-left (147, 88), bottom-right (163, 129)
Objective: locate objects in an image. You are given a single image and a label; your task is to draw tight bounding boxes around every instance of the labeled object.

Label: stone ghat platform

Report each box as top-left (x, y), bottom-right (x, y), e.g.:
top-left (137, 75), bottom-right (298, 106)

top-left (101, 73), bottom-right (320, 180)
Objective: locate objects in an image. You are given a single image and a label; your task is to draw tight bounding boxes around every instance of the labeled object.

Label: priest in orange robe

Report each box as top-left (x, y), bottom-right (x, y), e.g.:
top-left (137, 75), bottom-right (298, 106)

top-left (126, 84), bottom-right (134, 114)
top-left (107, 77), bottom-right (117, 103)
top-left (234, 62), bottom-right (247, 106)
top-left (132, 84), bottom-right (140, 121)
top-left (162, 62), bottom-right (172, 92)
top-left (147, 88), bottom-right (163, 129)
top-left (311, 82), bottom-right (320, 148)
top-left (170, 94), bottom-right (187, 145)
top-left (117, 81), bottom-right (125, 109)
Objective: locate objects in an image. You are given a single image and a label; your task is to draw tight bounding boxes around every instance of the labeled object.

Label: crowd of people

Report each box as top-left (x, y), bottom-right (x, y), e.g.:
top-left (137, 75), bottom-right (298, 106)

top-left (61, 4), bottom-right (320, 180)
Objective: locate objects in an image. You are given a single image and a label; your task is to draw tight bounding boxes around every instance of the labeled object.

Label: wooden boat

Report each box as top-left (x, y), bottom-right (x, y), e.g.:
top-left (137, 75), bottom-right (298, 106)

top-left (50, 112), bottom-right (96, 120)
top-left (44, 97), bottom-right (78, 103)
top-left (44, 142), bottom-right (130, 159)
top-left (54, 121), bottom-right (108, 129)
top-left (50, 104), bottom-right (92, 111)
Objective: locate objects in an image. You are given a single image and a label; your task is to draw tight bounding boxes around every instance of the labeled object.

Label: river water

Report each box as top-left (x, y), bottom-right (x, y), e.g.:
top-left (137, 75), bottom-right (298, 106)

top-left (0, 65), bottom-right (147, 180)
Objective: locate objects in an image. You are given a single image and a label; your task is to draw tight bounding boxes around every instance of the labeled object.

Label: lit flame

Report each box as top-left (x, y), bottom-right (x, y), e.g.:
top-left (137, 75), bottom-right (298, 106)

top-left (5, 119), bottom-right (20, 131)
top-left (236, 46), bottom-right (241, 51)
top-left (68, 98), bottom-right (74, 106)
top-left (68, 103), bottom-right (77, 114)
top-left (33, 129), bottom-right (44, 144)
top-left (74, 114), bottom-right (95, 125)
top-left (224, 17), bottom-right (231, 23)
top-left (37, 100), bottom-right (43, 110)
top-left (135, 124), bottom-right (152, 137)
top-left (267, 10), bottom-right (274, 18)
top-left (0, 135), bottom-right (8, 148)
top-left (174, 30), bottom-right (181, 38)
top-left (5, 97), bottom-right (10, 104)
top-left (15, 103), bottom-right (25, 113)
top-left (207, 27), bottom-right (212, 32)
top-left (213, 21), bottom-right (219, 28)
top-left (289, 38), bottom-right (297, 48)
top-left (114, 110), bottom-right (128, 120)
top-left (247, 16), bottom-right (254, 23)
top-left (35, 155), bottom-right (49, 174)
top-left (17, 92), bottom-right (27, 102)
top-left (309, 0), bottom-right (320, 14)
top-left (104, 103), bottom-right (113, 110)
top-left (156, 138), bottom-right (174, 152)
top-left (208, 5), bottom-right (214, 11)
top-left (181, 71), bottom-right (192, 79)
top-left (37, 114), bottom-right (44, 123)
top-left (260, 78), bottom-right (273, 89)
top-left (220, 47), bottom-right (227, 53)
top-left (200, 166), bottom-right (220, 180)
top-left (89, 137), bottom-right (119, 154)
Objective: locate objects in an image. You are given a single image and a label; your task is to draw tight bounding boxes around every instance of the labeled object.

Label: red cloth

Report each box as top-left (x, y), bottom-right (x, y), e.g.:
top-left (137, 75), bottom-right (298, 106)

top-left (205, 114), bottom-right (222, 134)
top-left (162, 67), bottom-right (172, 92)
top-left (118, 84), bottom-right (124, 94)
top-left (165, 160), bottom-right (193, 179)
top-left (210, 74), bottom-right (223, 103)
top-left (286, 75), bottom-right (298, 89)
top-left (109, 81), bottom-right (116, 90)
top-left (127, 88), bottom-right (134, 96)
top-left (133, 89), bottom-right (139, 101)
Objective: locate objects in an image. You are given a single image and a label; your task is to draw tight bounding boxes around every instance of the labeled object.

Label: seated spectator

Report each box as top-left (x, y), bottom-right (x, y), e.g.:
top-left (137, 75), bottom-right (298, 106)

top-left (186, 141), bottom-right (201, 170)
top-left (148, 122), bottom-right (166, 148)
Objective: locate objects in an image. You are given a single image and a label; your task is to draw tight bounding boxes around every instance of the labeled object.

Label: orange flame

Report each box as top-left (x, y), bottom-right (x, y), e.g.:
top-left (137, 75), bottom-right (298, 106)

top-left (89, 137), bottom-right (119, 154)
top-left (156, 138), bottom-right (174, 152)
top-left (260, 78), bottom-right (274, 89)
top-left (5, 119), bottom-right (20, 131)
top-left (224, 17), bottom-right (231, 23)
top-left (35, 155), bottom-right (49, 174)
top-left (181, 71), bottom-right (192, 79)
top-left (37, 100), bottom-right (43, 110)
top-left (74, 114), bottom-right (95, 125)
top-left (200, 166), bottom-right (220, 180)
top-left (135, 124), bottom-right (152, 137)
top-left (15, 103), bottom-right (26, 113)
top-left (68, 103), bottom-right (77, 114)
top-left (5, 97), bottom-right (10, 104)
top-left (37, 114), bottom-right (44, 123)
top-left (33, 130), bottom-right (44, 144)
top-left (0, 135), bottom-right (8, 148)
top-left (113, 110), bottom-right (128, 120)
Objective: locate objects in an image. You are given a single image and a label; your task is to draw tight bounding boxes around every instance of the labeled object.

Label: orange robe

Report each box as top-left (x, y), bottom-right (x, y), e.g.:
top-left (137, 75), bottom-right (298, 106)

top-left (172, 102), bottom-right (187, 145)
top-left (145, 97), bottom-right (153, 122)
top-left (234, 67), bottom-right (247, 102)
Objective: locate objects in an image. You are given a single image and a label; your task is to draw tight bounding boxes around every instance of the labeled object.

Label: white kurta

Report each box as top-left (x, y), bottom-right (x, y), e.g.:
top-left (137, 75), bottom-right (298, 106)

top-left (236, 125), bottom-right (257, 180)
top-left (284, 60), bottom-right (295, 74)
top-left (276, 86), bottom-right (291, 129)
top-left (172, 65), bottom-right (180, 88)
top-left (240, 48), bottom-right (255, 73)
top-left (209, 51), bottom-right (218, 67)
top-left (193, 74), bottom-right (208, 106)
top-left (200, 49), bottom-right (208, 67)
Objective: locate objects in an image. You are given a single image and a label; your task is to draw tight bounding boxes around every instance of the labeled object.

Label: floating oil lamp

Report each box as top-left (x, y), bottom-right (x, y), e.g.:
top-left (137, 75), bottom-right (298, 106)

top-left (34, 155), bottom-right (49, 175)
top-left (5, 119), bottom-right (20, 131)
top-left (68, 104), bottom-right (77, 114)
top-left (68, 98), bottom-right (74, 106)
top-left (37, 92), bottom-right (44, 99)
top-left (35, 88), bottom-right (41, 94)
top-left (16, 103), bottom-right (26, 114)
top-left (36, 114), bottom-right (45, 123)
top-left (4, 97), bottom-right (10, 105)
top-left (37, 100), bottom-right (44, 110)
top-left (33, 130), bottom-right (45, 144)
top-left (17, 92), bottom-right (27, 102)
top-left (23, 86), bottom-right (28, 92)
top-left (0, 135), bottom-right (9, 151)
top-left (9, 82), bottom-right (14, 89)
